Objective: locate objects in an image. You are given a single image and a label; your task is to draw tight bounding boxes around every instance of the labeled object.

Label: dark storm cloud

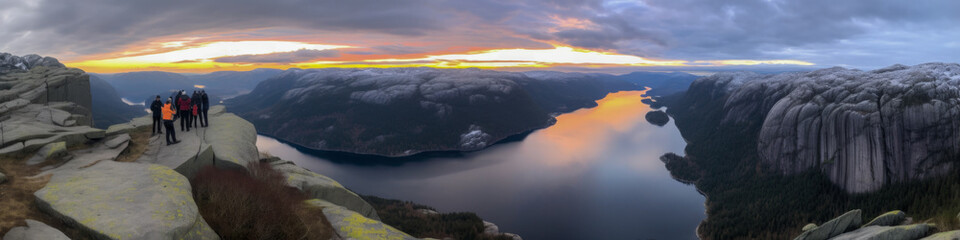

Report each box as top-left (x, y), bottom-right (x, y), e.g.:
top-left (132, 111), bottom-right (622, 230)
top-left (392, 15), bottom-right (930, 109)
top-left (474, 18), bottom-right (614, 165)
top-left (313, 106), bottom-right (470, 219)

top-left (214, 49), bottom-right (340, 63)
top-left (2, 0), bottom-right (958, 68)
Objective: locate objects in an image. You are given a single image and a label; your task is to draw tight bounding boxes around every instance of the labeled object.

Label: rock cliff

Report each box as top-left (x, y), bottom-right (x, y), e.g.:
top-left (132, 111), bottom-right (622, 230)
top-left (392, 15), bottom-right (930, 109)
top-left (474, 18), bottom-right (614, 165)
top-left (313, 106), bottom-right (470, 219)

top-left (673, 63), bottom-right (960, 193)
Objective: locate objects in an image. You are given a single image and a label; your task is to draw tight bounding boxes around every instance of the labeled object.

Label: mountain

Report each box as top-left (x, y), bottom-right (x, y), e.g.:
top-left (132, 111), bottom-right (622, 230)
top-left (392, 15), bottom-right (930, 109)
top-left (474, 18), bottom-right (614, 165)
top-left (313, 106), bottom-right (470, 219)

top-left (191, 68), bottom-right (284, 98)
top-left (658, 63), bottom-right (960, 239)
top-left (612, 71), bottom-right (700, 96)
top-left (93, 68), bottom-right (282, 105)
top-left (89, 75), bottom-right (145, 128)
top-left (677, 63), bottom-right (960, 193)
top-left (226, 68), bottom-right (561, 157)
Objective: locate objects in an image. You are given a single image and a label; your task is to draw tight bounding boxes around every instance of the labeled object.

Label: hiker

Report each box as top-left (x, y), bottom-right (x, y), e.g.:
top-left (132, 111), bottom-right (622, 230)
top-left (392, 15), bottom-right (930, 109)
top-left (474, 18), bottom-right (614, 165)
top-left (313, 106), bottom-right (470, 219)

top-left (191, 90), bottom-right (201, 128)
top-left (178, 91), bottom-right (192, 131)
top-left (200, 90), bottom-right (210, 127)
top-left (162, 98), bottom-right (180, 145)
top-left (173, 90), bottom-right (183, 111)
top-left (192, 101), bottom-right (199, 128)
top-left (149, 95), bottom-right (163, 135)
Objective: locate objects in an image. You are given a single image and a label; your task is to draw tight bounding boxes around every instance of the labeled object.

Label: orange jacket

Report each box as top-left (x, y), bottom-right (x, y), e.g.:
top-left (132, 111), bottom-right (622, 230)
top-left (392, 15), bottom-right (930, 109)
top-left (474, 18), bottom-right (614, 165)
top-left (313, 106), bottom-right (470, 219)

top-left (162, 103), bottom-right (176, 120)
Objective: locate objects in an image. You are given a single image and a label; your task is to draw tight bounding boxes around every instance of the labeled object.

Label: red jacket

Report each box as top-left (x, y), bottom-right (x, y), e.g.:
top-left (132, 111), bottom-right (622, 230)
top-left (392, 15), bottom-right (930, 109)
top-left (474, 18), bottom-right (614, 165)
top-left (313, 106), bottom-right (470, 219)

top-left (192, 105), bottom-right (198, 115)
top-left (177, 97), bottom-right (191, 111)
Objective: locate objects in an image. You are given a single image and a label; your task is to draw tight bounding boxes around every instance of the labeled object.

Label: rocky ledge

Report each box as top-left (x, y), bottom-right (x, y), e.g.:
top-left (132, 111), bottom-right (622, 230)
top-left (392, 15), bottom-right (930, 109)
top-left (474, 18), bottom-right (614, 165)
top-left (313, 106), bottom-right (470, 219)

top-left (673, 63), bottom-right (960, 193)
top-left (794, 209), bottom-right (960, 240)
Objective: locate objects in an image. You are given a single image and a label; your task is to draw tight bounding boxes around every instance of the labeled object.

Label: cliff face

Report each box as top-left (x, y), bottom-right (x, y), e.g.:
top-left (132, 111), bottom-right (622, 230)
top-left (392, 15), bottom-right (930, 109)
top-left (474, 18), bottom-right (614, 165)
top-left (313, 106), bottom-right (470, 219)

top-left (677, 63), bottom-right (960, 193)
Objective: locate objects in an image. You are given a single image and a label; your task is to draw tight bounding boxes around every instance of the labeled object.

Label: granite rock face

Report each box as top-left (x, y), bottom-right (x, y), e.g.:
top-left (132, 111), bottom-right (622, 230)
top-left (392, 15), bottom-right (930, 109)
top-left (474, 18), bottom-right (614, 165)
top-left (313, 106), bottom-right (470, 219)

top-left (0, 53), bottom-right (99, 155)
top-left (682, 63), bottom-right (960, 193)
top-left (794, 210), bottom-right (939, 240)
top-left (264, 157), bottom-right (379, 220)
top-left (306, 199), bottom-right (417, 240)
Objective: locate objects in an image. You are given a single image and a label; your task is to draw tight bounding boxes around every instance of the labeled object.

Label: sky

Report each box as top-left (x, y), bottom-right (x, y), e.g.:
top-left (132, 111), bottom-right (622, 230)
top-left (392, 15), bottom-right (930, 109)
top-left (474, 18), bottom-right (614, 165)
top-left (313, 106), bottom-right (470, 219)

top-left (1, 0), bottom-right (958, 73)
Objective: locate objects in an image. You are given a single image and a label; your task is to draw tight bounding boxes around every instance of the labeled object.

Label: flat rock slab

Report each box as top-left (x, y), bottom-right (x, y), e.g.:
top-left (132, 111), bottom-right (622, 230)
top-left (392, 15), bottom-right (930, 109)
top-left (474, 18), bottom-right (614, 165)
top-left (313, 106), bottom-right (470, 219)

top-left (863, 210), bottom-right (907, 227)
top-left (135, 126), bottom-right (214, 179)
top-left (105, 116), bottom-right (151, 136)
top-left (35, 160), bottom-right (218, 240)
top-left (832, 224), bottom-right (932, 240)
top-left (270, 159), bottom-right (379, 220)
top-left (795, 209), bottom-right (862, 240)
top-left (136, 105), bottom-right (256, 178)
top-left (2, 219), bottom-right (71, 240)
top-left (922, 230), bottom-right (960, 240)
top-left (307, 199), bottom-right (416, 240)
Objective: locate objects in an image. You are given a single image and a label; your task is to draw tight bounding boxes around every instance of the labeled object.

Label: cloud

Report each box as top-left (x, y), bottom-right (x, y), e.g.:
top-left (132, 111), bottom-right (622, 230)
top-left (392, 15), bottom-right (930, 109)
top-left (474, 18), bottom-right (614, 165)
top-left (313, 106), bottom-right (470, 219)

top-left (214, 49), bottom-right (341, 63)
top-left (3, 0), bottom-right (959, 69)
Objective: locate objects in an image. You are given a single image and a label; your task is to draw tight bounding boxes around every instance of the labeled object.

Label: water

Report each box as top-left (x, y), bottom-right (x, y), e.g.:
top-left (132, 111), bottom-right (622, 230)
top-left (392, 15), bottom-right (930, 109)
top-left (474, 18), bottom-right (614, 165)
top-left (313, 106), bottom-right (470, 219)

top-left (256, 91), bottom-right (705, 240)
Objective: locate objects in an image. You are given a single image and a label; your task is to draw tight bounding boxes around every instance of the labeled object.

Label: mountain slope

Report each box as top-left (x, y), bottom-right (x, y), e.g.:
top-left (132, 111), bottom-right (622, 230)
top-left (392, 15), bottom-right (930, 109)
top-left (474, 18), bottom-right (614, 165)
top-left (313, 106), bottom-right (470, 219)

top-left (89, 75), bottom-right (145, 128)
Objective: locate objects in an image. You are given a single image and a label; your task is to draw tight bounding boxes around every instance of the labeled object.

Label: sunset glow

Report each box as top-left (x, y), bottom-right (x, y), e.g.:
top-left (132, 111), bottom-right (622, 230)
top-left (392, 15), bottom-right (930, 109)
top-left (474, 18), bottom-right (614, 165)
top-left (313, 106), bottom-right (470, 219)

top-left (65, 40), bottom-right (815, 73)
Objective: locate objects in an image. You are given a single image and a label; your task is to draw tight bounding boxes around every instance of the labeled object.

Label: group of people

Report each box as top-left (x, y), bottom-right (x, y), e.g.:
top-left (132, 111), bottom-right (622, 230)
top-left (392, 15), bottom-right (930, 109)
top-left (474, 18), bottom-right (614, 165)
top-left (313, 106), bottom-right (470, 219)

top-left (149, 90), bottom-right (210, 145)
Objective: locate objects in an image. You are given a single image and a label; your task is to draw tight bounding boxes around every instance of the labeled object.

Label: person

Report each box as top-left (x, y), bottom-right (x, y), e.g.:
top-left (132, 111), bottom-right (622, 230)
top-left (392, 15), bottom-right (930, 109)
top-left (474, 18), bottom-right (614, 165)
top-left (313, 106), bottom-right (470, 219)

top-left (200, 90), bottom-right (210, 127)
top-left (162, 98), bottom-right (180, 145)
top-left (173, 90), bottom-right (183, 111)
top-left (149, 95), bottom-right (163, 135)
top-left (191, 90), bottom-right (201, 128)
top-left (192, 101), bottom-right (199, 128)
top-left (178, 92), bottom-right (192, 131)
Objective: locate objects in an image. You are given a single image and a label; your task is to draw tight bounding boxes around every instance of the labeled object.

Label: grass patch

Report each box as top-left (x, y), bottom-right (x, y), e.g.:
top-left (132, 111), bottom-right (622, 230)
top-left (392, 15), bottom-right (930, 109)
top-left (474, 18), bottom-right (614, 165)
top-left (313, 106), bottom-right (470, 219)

top-left (361, 195), bottom-right (514, 240)
top-left (0, 152), bottom-right (89, 239)
top-left (192, 162), bottom-right (334, 240)
top-left (115, 127), bottom-right (151, 162)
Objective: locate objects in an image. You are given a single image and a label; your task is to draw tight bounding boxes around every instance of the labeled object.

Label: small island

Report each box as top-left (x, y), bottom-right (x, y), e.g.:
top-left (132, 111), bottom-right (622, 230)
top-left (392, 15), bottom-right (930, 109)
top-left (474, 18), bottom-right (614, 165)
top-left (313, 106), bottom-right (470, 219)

top-left (645, 110), bottom-right (670, 126)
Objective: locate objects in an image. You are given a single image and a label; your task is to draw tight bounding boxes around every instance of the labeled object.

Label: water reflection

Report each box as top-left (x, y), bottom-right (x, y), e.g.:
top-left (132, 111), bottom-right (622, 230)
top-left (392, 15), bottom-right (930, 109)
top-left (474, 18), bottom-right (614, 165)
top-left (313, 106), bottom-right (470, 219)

top-left (257, 90), bottom-right (704, 240)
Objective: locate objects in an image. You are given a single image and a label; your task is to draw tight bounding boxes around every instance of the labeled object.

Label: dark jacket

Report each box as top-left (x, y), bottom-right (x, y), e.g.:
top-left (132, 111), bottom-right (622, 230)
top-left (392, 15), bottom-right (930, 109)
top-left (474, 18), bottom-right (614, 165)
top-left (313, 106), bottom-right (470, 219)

top-left (150, 99), bottom-right (163, 117)
top-left (200, 93), bottom-right (210, 110)
top-left (191, 92), bottom-right (201, 107)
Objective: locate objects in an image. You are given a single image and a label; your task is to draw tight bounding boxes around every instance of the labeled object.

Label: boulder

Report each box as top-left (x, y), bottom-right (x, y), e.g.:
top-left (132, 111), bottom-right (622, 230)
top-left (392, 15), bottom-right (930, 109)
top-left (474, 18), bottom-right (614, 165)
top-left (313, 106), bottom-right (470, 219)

top-left (35, 160), bottom-right (218, 240)
top-left (2, 219), bottom-right (71, 240)
top-left (864, 210), bottom-right (907, 227)
top-left (794, 209), bottom-right (862, 240)
top-left (135, 129), bottom-right (214, 179)
top-left (483, 221), bottom-right (500, 235)
top-left (831, 224), bottom-right (933, 240)
top-left (204, 106), bottom-right (259, 170)
top-left (269, 159), bottom-right (379, 220)
top-left (306, 199), bottom-right (416, 240)
top-left (803, 223), bottom-right (818, 232)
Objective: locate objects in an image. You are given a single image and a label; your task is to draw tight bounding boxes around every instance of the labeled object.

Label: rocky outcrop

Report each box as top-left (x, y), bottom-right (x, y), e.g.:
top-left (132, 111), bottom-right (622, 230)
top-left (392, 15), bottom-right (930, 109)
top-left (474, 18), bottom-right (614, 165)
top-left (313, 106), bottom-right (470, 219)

top-left (33, 134), bottom-right (219, 240)
top-left (673, 63), bottom-right (960, 193)
top-left (263, 156), bottom-right (379, 220)
top-left (2, 219), bottom-right (71, 240)
top-left (645, 110), bottom-right (670, 126)
top-left (306, 199), bottom-right (417, 240)
top-left (0, 53), bottom-right (99, 155)
top-left (793, 210), bottom-right (946, 240)
top-left (133, 105), bottom-right (258, 178)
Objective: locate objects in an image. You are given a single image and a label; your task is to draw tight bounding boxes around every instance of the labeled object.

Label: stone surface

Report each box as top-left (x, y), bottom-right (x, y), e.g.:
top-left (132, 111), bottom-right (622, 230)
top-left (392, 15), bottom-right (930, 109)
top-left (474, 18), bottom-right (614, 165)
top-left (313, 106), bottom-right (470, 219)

top-left (804, 223), bottom-right (819, 231)
top-left (864, 210), bottom-right (908, 227)
top-left (678, 63), bottom-right (960, 193)
top-left (27, 141), bottom-right (67, 165)
top-left (136, 105), bottom-right (258, 178)
top-left (268, 158), bottom-right (379, 220)
top-left (794, 209), bottom-right (862, 240)
top-left (306, 199), bottom-right (416, 240)
top-left (922, 230), bottom-right (960, 240)
top-left (2, 219), bottom-right (71, 240)
top-left (0, 169), bottom-right (6, 184)
top-left (104, 116), bottom-right (151, 136)
top-left (35, 160), bottom-right (218, 240)
top-left (831, 224), bottom-right (933, 240)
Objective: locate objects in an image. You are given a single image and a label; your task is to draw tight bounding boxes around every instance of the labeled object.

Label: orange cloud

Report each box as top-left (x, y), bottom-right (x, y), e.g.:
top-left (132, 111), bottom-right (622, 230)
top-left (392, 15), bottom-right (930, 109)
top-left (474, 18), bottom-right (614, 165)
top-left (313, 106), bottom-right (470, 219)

top-left (64, 40), bottom-right (816, 73)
